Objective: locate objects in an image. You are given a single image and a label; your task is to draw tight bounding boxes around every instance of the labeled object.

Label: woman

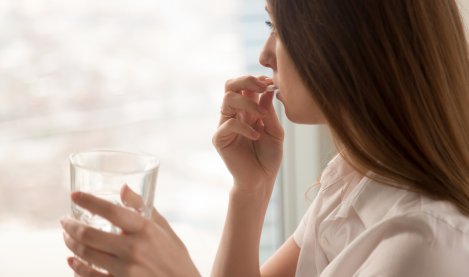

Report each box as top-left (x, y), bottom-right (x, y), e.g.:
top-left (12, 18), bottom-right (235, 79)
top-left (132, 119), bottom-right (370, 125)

top-left (61, 0), bottom-right (469, 276)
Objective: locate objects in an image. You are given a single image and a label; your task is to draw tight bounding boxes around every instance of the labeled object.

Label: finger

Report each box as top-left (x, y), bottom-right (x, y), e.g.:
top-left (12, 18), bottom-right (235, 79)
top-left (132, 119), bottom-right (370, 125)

top-left (121, 185), bottom-right (163, 225)
top-left (258, 75), bottom-right (274, 83)
top-left (63, 232), bottom-right (119, 273)
top-left (225, 75), bottom-right (267, 93)
top-left (220, 92), bottom-right (268, 125)
top-left (259, 86), bottom-right (275, 110)
top-left (213, 118), bottom-right (260, 149)
top-left (242, 90), bottom-right (260, 103)
top-left (67, 257), bottom-right (111, 277)
top-left (71, 192), bottom-right (145, 233)
top-left (242, 76), bottom-right (273, 102)
top-left (61, 217), bottom-right (126, 256)
top-left (120, 184), bottom-right (145, 213)
top-left (119, 186), bottom-right (182, 249)
top-left (258, 90), bottom-right (284, 138)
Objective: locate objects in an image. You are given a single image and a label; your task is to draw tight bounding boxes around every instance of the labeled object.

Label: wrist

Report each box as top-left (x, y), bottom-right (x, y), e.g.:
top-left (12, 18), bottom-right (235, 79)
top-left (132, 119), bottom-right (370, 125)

top-left (230, 180), bottom-right (275, 204)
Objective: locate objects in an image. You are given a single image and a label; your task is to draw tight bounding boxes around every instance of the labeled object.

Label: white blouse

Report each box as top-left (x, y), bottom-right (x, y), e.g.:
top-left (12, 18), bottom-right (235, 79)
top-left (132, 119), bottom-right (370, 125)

top-left (293, 154), bottom-right (469, 277)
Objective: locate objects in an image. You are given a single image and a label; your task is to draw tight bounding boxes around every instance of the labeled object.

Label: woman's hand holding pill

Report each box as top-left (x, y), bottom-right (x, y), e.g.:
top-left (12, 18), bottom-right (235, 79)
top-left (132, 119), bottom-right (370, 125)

top-left (213, 75), bottom-right (284, 194)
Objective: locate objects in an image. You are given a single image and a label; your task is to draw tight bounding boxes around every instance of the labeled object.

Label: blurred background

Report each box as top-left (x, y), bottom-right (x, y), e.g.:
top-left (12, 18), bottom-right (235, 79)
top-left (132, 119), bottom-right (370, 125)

top-left (1, 0), bottom-right (468, 276)
top-left (0, 0), bottom-right (268, 275)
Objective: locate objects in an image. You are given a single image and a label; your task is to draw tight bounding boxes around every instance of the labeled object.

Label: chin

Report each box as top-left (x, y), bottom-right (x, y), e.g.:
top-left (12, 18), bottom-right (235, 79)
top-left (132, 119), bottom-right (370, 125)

top-left (284, 109), bottom-right (326, 125)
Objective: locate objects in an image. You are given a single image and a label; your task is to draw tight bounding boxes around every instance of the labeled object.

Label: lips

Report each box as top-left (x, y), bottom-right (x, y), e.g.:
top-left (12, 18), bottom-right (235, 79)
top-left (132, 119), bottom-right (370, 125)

top-left (266, 85), bottom-right (281, 98)
top-left (270, 76), bottom-right (282, 101)
top-left (276, 91), bottom-right (282, 101)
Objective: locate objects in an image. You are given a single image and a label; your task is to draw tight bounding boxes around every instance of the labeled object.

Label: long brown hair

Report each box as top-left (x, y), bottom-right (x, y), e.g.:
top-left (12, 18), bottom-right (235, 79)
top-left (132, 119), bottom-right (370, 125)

top-left (269, 0), bottom-right (469, 215)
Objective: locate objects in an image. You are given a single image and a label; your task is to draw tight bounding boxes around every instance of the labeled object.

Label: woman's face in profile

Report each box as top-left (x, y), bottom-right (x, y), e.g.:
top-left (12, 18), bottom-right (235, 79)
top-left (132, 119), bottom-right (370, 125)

top-left (259, 3), bottom-right (326, 125)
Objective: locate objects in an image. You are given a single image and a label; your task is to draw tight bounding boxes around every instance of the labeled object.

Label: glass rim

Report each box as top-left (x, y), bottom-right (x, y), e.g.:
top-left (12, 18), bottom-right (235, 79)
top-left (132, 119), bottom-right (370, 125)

top-left (69, 149), bottom-right (160, 174)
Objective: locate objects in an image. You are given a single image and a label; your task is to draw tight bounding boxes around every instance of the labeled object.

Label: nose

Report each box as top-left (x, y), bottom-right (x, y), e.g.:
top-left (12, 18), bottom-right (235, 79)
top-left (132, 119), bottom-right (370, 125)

top-left (259, 35), bottom-right (277, 70)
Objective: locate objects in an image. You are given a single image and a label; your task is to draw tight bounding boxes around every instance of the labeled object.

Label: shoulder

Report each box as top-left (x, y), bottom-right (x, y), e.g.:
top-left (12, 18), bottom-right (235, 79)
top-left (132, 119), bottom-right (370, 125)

top-left (348, 179), bottom-right (469, 276)
top-left (350, 177), bottom-right (469, 233)
top-left (355, 211), bottom-right (469, 276)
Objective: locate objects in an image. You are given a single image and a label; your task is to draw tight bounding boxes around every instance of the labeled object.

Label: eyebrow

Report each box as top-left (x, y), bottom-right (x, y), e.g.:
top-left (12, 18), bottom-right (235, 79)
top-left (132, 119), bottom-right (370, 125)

top-left (265, 6), bottom-right (271, 14)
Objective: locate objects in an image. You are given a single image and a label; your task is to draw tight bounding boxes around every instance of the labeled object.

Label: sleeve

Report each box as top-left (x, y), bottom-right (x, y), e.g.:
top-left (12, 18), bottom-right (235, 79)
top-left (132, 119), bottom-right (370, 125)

top-left (293, 185), bottom-right (324, 248)
top-left (292, 209), bottom-right (308, 247)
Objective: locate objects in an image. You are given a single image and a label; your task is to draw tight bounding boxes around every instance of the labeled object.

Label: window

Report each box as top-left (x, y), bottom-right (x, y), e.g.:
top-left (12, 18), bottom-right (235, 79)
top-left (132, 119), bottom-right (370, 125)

top-left (238, 0), bottom-right (284, 262)
top-left (0, 1), bottom-right (239, 275)
top-left (0, 0), bottom-right (340, 275)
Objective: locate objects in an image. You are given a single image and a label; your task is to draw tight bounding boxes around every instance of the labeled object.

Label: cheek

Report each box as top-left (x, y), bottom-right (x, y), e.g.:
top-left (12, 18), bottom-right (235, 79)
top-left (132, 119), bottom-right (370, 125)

top-left (275, 44), bottom-right (326, 124)
top-left (282, 89), bottom-right (327, 124)
top-left (307, 100), bottom-right (327, 124)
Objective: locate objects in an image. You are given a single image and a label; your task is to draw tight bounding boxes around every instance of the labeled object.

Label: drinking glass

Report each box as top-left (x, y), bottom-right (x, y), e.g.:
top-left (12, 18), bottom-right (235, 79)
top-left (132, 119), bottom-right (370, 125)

top-left (69, 149), bottom-right (159, 274)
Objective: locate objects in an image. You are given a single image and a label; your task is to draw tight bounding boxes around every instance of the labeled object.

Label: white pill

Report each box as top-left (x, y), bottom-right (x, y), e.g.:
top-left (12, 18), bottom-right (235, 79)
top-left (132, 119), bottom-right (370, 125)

top-left (266, 85), bottom-right (277, 92)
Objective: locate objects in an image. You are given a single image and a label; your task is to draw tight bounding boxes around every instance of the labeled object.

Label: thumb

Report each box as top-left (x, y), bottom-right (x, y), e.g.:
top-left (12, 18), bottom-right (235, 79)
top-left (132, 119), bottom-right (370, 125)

top-left (120, 185), bottom-right (172, 229)
top-left (120, 184), bottom-right (145, 212)
top-left (258, 90), bottom-right (283, 138)
top-left (121, 186), bottom-right (187, 246)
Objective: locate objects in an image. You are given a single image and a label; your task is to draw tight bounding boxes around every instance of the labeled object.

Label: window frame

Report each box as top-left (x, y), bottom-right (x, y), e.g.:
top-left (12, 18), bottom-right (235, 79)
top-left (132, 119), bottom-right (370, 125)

top-left (278, 117), bottom-right (335, 238)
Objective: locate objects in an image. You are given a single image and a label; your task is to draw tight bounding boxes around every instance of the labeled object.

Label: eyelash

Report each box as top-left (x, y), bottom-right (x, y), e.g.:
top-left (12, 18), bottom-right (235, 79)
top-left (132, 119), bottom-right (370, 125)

top-left (265, 20), bottom-right (275, 31)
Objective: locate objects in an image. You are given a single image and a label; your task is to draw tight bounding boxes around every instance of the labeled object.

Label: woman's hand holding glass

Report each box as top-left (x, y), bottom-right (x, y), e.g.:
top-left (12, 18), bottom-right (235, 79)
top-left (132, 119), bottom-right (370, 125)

top-left (213, 76), bottom-right (284, 193)
top-left (61, 186), bottom-right (200, 277)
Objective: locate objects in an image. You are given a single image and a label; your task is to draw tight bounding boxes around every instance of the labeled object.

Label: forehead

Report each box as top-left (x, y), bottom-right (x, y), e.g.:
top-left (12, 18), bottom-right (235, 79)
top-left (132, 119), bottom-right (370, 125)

top-left (265, 0), bottom-right (272, 13)
top-left (265, 3), bottom-right (273, 17)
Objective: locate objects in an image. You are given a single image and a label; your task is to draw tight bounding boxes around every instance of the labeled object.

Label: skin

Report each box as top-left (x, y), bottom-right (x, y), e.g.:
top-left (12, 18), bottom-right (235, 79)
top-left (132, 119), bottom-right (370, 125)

top-left (61, 186), bottom-right (200, 277)
top-left (259, 6), bottom-right (326, 124)
top-left (61, 2), bottom-right (324, 276)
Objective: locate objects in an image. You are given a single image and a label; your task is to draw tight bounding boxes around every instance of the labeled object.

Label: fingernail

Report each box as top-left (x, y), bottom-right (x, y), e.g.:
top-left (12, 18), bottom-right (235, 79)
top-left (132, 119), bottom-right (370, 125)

top-left (61, 215), bottom-right (70, 226)
top-left (71, 191), bottom-right (81, 202)
top-left (67, 257), bottom-right (76, 268)
top-left (257, 81), bottom-right (267, 87)
top-left (121, 185), bottom-right (128, 198)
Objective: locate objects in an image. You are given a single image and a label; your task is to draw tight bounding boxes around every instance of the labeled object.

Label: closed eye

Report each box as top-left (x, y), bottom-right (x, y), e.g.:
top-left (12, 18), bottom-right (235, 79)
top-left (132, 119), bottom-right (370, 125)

top-left (265, 20), bottom-right (274, 30)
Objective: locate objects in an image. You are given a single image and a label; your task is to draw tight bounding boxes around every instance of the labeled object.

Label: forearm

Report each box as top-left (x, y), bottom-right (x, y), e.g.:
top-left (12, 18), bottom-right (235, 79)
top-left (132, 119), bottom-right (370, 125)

top-left (211, 184), bottom-right (274, 277)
